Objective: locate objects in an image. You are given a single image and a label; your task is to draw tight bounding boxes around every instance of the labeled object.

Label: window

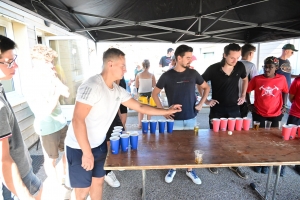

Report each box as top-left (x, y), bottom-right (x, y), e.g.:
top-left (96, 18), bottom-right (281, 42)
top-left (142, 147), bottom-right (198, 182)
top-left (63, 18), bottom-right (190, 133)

top-left (203, 52), bottom-right (214, 59)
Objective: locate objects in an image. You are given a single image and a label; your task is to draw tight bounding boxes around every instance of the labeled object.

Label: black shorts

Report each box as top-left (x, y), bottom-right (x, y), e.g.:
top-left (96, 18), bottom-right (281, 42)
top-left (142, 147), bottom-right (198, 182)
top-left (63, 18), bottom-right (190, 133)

top-left (239, 102), bottom-right (249, 118)
top-left (287, 114), bottom-right (300, 125)
top-left (139, 92), bottom-right (152, 99)
top-left (252, 112), bottom-right (283, 128)
top-left (209, 106), bottom-right (241, 129)
top-left (119, 104), bottom-right (127, 114)
top-left (66, 142), bottom-right (107, 188)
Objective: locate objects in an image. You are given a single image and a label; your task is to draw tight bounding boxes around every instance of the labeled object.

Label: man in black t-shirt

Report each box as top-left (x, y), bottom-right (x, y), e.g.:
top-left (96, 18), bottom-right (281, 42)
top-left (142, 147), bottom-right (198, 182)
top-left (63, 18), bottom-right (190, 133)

top-left (159, 48), bottom-right (174, 72)
top-left (153, 45), bottom-right (210, 185)
top-left (202, 43), bottom-right (249, 179)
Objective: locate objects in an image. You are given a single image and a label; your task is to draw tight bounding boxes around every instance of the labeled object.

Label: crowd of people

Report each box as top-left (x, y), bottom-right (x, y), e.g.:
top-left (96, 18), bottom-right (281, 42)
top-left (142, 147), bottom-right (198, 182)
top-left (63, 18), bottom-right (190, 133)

top-left (1, 33), bottom-right (300, 199)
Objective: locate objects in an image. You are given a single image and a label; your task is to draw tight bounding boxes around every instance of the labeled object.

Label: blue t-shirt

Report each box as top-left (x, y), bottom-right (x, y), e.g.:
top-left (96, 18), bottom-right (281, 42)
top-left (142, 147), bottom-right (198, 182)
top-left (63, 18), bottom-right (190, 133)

top-left (156, 68), bottom-right (204, 120)
top-left (276, 58), bottom-right (291, 88)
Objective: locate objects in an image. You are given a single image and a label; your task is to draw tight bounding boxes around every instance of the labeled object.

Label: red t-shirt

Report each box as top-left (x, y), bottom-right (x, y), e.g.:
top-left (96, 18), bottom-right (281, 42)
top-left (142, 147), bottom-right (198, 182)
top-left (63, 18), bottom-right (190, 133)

top-left (289, 77), bottom-right (300, 118)
top-left (247, 74), bottom-right (288, 117)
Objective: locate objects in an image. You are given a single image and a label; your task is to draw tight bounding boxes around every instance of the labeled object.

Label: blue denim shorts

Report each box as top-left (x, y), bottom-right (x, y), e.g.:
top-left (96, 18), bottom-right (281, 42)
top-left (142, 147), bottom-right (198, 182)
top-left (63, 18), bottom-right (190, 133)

top-left (2, 168), bottom-right (42, 199)
top-left (173, 117), bottom-right (196, 130)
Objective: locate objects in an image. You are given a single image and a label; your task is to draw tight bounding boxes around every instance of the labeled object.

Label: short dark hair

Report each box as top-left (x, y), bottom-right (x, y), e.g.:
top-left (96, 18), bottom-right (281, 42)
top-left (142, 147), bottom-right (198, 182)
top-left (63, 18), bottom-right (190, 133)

top-left (142, 59), bottom-right (150, 69)
top-left (167, 48), bottom-right (174, 54)
top-left (0, 35), bottom-right (17, 58)
top-left (103, 48), bottom-right (125, 63)
top-left (241, 43), bottom-right (256, 57)
top-left (224, 43), bottom-right (241, 56)
top-left (174, 45), bottom-right (193, 61)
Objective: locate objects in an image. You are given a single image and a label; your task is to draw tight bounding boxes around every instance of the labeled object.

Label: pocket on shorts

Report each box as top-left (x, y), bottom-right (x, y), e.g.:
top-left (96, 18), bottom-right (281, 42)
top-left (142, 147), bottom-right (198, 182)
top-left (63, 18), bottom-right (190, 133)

top-left (67, 146), bottom-right (82, 166)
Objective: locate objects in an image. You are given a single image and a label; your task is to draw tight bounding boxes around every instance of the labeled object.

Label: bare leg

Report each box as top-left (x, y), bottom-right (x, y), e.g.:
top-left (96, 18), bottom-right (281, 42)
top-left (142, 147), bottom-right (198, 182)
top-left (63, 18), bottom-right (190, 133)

top-left (188, 168), bottom-right (192, 171)
top-left (138, 112), bottom-right (143, 128)
top-left (41, 145), bottom-right (58, 181)
top-left (120, 113), bottom-right (127, 130)
top-left (74, 187), bottom-right (90, 200)
top-left (89, 177), bottom-right (104, 200)
top-left (62, 152), bottom-right (67, 176)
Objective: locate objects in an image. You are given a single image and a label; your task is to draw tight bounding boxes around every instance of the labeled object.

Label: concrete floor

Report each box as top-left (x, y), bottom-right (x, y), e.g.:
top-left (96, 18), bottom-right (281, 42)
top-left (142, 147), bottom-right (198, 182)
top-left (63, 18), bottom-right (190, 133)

top-left (29, 108), bottom-right (300, 200)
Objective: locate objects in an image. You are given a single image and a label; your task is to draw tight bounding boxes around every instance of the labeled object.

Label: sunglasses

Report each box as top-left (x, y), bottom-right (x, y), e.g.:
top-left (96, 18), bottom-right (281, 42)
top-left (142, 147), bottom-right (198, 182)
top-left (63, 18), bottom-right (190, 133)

top-left (0, 55), bottom-right (18, 69)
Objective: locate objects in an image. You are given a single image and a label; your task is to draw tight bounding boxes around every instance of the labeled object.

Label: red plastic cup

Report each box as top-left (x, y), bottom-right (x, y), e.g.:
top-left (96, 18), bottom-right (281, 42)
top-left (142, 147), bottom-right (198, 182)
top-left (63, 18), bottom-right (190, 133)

top-left (212, 118), bottom-right (221, 132)
top-left (298, 125), bottom-right (300, 138)
top-left (235, 117), bottom-right (243, 131)
top-left (227, 118), bottom-right (236, 131)
top-left (220, 118), bottom-right (228, 131)
top-left (282, 125), bottom-right (292, 140)
top-left (288, 124), bottom-right (297, 139)
top-left (243, 117), bottom-right (251, 131)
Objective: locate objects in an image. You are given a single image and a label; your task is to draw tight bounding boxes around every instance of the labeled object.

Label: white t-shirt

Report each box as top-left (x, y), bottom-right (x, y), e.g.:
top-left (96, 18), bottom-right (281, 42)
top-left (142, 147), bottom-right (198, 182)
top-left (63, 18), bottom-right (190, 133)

top-left (65, 75), bottom-right (131, 149)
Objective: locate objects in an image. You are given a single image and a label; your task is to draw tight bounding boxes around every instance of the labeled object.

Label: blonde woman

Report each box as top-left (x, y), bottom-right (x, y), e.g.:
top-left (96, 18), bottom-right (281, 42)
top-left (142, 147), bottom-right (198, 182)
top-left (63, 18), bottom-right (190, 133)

top-left (135, 59), bottom-right (156, 128)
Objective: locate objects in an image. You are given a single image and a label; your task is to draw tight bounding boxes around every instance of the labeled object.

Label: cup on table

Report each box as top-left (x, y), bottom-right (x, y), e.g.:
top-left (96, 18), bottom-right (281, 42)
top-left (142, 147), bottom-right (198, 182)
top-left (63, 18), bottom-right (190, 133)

top-left (298, 125), bottom-right (300, 138)
top-left (265, 120), bottom-right (272, 129)
top-left (253, 121), bottom-right (260, 130)
top-left (114, 126), bottom-right (123, 130)
top-left (141, 120), bottom-right (149, 134)
top-left (113, 129), bottom-right (122, 134)
top-left (227, 118), bottom-right (236, 131)
top-left (110, 136), bottom-right (120, 154)
top-left (194, 150), bottom-right (204, 164)
top-left (243, 117), bottom-right (251, 131)
top-left (149, 120), bottom-right (157, 134)
top-left (158, 120), bottom-right (166, 133)
top-left (212, 118), bottom-right (220, 132)
top-left (282, 125), bottom-right (292, 140)
top-left (278, 121), bottom-right (284, 130)
top-left (220, 118), bottom-right (228, 131)
top-left (130, 132), bottom-right (139, 150)
top-left (111, 132), bottom-right (121, 137)
top-left (166, 119), bottom-right (174, 133)
top-left (120, 134), bottom-right (129, 152)
top-left (288, 124), bottom-right (297, 139)
top-left (235, 117), bottom-right (243, 131)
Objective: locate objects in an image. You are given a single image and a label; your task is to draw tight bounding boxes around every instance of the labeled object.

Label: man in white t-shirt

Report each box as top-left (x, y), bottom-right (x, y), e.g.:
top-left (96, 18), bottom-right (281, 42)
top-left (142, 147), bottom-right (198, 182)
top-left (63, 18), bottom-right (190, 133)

top-left (65, 48), bottom-right (182, 199)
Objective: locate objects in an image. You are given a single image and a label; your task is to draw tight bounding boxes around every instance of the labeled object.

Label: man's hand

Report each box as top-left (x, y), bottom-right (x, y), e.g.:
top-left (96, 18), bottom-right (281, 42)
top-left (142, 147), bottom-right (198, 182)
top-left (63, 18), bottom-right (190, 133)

top-left (195, 103), bottom-right (203, 111)
top-left (205, 99), bottom-right (219, 107)
top-left (237, 95), bottom-right (246, 105)
top-left (164, 104), bottom-right (182, 119)
top-left (281, 106), bottom-right (287, 114)
top-left (81, 152), bottom-right (94, 171)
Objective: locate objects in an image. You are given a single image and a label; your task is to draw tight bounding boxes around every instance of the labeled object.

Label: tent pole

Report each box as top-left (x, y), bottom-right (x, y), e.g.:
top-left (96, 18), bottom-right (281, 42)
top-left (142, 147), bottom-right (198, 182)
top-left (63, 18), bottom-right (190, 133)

top-left (175, 19), bottom-right (198, 43)
top-left (71, 13), bottom-right (96, 41)
top-left (37, 0), bottom-right (71, 31)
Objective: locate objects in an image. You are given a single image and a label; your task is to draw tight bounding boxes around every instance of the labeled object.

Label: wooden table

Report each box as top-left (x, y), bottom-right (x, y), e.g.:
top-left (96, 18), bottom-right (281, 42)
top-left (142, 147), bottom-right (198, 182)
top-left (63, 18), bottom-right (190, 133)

top-left (104, 129), bottom-right (300, 200)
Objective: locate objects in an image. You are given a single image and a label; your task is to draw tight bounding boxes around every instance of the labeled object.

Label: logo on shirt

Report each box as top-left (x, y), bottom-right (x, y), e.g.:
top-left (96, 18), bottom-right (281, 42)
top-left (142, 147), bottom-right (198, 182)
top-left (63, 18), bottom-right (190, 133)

top-left (259, 85), bottom-right (279, 96)
top-left (177, 80), bottom-right (190, 83)
top-left (81, 87), bottom-right (92, 100)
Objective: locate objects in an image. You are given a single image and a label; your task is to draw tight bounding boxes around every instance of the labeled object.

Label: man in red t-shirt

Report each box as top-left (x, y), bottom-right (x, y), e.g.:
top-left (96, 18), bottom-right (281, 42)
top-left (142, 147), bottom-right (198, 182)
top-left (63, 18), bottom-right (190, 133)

top-left (287, 77), bottom-right (300, 175)
top-left (246, 56), bottom-right (288, 175)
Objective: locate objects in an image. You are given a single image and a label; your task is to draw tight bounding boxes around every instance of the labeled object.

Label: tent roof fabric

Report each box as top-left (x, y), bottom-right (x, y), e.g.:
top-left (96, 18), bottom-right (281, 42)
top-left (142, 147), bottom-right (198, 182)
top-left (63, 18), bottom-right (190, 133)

top-left (7, 0), bottom-right (300, 43)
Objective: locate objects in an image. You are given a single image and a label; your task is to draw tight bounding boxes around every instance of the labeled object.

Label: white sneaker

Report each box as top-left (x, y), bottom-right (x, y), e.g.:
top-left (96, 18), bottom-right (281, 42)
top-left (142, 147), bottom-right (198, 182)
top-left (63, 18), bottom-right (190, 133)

top-left (105, 171), bottom-right (120, 187)
top-left (165, 169), bottom-right (176, 183)
top-left (186, 170), bottom-right (202, 185)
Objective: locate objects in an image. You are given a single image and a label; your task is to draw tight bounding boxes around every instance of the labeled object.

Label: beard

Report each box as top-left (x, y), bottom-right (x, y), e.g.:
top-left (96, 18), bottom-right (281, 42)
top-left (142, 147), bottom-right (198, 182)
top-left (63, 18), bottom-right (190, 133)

top-left (225, 60), bottom-right (236, 66)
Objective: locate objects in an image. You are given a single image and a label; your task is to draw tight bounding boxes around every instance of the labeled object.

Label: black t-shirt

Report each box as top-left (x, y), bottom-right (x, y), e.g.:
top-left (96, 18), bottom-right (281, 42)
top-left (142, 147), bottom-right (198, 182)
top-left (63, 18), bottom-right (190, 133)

top-left (202, 61), bottom-right (246, 108)
top-left (156, 68), bottom-right (204, 120)
top-left (159, 56), bottom-right (172, 67)
top-left (276, 58), bottom-right (291, 88)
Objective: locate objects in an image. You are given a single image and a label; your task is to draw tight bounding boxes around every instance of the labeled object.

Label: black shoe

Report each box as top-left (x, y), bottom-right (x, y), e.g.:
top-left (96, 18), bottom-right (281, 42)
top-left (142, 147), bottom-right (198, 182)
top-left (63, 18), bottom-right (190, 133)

top-left (262, 166), bottom-right (269, 174)
top-left (254, 166), bottom-right (262, 173)
top-left (280, 166), bottom-right (286, 177)
top-left (295, 165), bottom-right (300, 175)
top-left (229, 167), bottom-right (249, 179)
top-left (208, 168), bottom-right (218, 174)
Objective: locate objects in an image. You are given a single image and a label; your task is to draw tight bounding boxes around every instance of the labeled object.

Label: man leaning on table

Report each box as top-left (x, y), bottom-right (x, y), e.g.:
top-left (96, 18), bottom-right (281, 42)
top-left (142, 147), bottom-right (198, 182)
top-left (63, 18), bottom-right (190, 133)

top-left (152, 44), bottom-right (210, 185)
top-left (64, 48), bottom-right (182, 200)
top-left (201, 43), bottom-right (249, 179)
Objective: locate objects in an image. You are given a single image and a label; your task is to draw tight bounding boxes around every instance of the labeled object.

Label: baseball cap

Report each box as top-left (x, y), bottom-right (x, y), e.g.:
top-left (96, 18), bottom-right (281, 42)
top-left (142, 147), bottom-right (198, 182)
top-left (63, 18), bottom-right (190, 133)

top-left (264, 56), bottom-right (279, 66)
top-left (282, 44), bottom-right (298, 52)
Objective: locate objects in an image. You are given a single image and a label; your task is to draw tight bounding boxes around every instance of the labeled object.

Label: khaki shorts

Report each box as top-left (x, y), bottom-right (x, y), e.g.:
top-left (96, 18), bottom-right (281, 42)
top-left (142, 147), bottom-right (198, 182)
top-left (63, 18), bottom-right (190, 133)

top-left (41, 125), bottom-right (68, 159)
